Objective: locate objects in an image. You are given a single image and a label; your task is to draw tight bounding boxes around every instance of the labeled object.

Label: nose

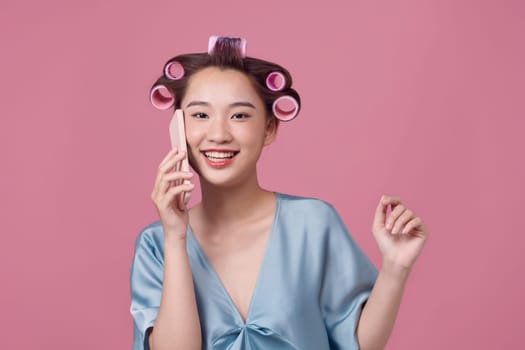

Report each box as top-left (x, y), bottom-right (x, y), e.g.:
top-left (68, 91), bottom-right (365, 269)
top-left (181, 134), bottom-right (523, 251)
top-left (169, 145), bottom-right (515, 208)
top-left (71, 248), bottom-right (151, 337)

top-left (207, 116), bottom-right (233, 144)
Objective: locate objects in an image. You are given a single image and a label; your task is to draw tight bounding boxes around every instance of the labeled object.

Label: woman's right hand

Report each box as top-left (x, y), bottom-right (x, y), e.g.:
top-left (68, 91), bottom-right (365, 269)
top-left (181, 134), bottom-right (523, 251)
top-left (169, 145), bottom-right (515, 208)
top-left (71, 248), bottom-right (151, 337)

top-left (151, 148), bottom-right (195, 240)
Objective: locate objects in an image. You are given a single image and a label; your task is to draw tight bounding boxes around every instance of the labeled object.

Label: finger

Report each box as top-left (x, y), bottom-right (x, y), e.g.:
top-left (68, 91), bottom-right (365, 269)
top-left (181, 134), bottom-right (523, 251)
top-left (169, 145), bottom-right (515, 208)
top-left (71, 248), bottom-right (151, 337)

top-left (401, 217), bottom-right (426, 236)
top-left (158, 149), bottom-right (187, 175)
top-left (152, 150), bottom-right (189, 203)
top-left (159, 182), bottom-right (196, 208)
top-left (386, 204), bottom-right (406, 231)
top-left (373, 194), bottom-right (402, 230)
top-left (163, 171), bottom-right (193, 181)
top-left (176, 189), bottom-right (192, 212)
top-left (381, 195), bottom-right (402, 206)
top-left (155, 149), bottom-right (183, 190)
top-left (392, 209), bottom-right (413, 234)
top-left (373, 196), bottom-right (388, 229)
top-left (154, 150), bottom-right (188, 191)
top-left (183, 190), bottom-right (192, 205)
top-left (159, 171), bottom-right (194, 195)
top-left (158, 147), bottom-right (179, 169)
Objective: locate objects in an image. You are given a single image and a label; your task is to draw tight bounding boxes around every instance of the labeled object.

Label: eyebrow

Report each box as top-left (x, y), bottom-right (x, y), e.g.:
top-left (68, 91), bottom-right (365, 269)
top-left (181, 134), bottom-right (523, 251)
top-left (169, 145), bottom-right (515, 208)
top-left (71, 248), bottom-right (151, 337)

top-left (185, 101), bottom-right (256, 109)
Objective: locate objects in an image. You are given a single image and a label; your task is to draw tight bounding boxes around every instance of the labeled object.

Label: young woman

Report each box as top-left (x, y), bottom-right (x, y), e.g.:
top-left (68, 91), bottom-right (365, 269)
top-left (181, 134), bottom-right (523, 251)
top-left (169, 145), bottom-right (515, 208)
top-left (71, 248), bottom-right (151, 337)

top-left (130, 36), bottom-right (428, 350)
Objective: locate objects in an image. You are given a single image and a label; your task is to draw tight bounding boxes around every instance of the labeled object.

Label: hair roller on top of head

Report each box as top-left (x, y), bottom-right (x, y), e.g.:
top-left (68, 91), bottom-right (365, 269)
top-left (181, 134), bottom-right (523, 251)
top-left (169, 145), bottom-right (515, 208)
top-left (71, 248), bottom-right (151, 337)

top-left (150, 84), bottom-right (175, 110)
top-left (208, 35), bottom-right (247, 58)
top-left (208, 36), bottom-right (219, 55)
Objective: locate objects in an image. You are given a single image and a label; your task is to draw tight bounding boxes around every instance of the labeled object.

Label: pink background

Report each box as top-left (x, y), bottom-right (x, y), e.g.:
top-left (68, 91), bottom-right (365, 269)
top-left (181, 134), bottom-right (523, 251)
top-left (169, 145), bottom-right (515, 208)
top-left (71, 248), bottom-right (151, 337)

top-left (1, 0), bottom-right (523, 348)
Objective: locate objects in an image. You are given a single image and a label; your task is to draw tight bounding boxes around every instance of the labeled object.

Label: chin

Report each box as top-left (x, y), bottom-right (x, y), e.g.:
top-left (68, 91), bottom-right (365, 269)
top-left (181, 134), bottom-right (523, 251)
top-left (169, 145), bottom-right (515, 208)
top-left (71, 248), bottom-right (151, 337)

top-left (191, 150), bottom-right (258, 189)
top-left (199, 167), bottom-right (256, 190)
top-left (199, 172), bottom-right (243, 189)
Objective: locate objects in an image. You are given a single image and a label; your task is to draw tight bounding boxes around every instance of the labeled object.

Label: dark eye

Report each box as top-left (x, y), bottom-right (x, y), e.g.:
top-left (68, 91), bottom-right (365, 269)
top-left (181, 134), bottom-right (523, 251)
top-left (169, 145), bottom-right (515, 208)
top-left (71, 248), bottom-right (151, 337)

top-left (191, 112), bottom-right (208, 119)
top-left (231, 113), bottom-right (250, 120)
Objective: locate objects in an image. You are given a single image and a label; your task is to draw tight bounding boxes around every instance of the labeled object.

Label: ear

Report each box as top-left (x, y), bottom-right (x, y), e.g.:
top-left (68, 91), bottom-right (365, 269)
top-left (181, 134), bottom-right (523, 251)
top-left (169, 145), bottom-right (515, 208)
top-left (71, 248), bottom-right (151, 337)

top-left (263, 117), bottom-right (279, 146)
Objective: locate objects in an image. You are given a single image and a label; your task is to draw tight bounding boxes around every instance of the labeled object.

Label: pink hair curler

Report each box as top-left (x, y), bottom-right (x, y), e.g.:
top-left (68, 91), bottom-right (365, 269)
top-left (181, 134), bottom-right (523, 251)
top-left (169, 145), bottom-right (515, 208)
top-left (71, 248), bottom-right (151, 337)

top-left (238, 38), bottom-right (247, 58)
top-left (150, 85), bottom-right (175, 110)
top-left (272, 95), bottom-right (299, 121)
top-left (266, 71), bottom-right (286, 91)
top-left (164, 61), bottom-right (185, 80)
top-left (208, 35), bottom-right (247, 58)
top-left (208, 35), bottom-right (219, 55)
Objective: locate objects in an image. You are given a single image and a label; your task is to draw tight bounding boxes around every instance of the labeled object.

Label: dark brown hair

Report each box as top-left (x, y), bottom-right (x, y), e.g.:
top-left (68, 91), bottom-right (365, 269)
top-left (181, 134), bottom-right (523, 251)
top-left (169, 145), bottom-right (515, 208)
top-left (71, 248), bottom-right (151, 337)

top-left (150, 37), bottom-right (301, 120)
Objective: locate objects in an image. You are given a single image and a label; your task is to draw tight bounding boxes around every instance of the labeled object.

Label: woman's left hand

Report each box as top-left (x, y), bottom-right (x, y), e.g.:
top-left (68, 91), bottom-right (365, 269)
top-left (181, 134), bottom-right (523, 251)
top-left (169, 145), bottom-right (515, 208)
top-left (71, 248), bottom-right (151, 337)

top-left (372, 195), bottom-right (428, 271)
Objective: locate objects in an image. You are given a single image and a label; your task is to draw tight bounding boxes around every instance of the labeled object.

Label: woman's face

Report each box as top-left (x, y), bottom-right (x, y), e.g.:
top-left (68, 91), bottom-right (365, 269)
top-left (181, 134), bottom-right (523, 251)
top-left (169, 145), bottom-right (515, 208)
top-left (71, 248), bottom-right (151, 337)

top-left (181, 66), bottom-right (278, 187)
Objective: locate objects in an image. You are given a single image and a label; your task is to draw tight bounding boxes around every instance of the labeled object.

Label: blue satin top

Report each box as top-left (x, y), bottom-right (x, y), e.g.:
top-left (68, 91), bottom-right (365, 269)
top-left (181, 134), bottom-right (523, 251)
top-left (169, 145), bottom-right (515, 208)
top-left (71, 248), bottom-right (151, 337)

top-left (130, 193), bottom-right (378, 349)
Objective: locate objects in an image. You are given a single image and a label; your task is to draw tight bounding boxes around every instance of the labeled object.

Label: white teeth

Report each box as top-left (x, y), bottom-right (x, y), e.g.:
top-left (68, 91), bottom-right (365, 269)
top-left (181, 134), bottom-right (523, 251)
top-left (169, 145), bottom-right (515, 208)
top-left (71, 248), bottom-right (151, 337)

top-left (204, 151), bottom-right (236, 159)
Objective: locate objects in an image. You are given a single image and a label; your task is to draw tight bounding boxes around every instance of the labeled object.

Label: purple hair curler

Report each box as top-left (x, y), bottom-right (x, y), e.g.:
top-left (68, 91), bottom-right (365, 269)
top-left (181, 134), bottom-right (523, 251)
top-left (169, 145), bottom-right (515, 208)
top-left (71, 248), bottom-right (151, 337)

top-left (150, 85), bottom-right (175, 110)
top-left (266, 71), bottom-right (286, 91)
top-left (208, 35), bottom-right (247, 58)
top-left (164, 61), bottom-right (185, 80)
top-left (272, 95), bottom-right (299, 121)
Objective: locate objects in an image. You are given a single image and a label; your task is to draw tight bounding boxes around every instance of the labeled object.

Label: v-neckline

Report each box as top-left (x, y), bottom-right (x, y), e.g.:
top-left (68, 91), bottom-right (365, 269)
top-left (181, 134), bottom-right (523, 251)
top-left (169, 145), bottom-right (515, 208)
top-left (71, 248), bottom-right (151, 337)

top-left (187, 192), bottom-right (282, 326)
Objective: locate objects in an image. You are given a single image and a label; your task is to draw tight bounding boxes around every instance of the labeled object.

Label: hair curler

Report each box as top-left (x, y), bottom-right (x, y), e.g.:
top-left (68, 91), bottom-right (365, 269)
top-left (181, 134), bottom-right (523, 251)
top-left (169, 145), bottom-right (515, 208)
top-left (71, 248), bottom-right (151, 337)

top-left (150, 85), bottom-right (175, 110)
top-left (208, 35), bottom-right (247, 58)
top-left (208, 36), bottom-right (219, 55)
top-left (164, 61), bottom-right (185, 80)
top-left (272, 95), bottom-right (299, 121)
top-left (266, 71), bottom-right (286, 91)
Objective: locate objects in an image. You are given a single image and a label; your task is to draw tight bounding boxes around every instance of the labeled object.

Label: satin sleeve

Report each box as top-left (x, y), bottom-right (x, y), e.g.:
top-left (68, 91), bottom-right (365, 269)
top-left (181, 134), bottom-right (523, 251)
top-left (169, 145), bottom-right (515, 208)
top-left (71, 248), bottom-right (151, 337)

top-left (130, 227), bottom-right (164, 350)
top-left (319, 204), bottom-right (378, 350)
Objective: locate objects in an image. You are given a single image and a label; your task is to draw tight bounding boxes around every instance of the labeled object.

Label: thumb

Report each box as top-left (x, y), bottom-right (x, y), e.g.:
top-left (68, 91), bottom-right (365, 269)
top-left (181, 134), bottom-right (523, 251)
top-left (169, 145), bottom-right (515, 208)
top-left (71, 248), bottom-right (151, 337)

top-left (184, 191), bottom-right (192, 207)
top-left (373, 196), bottom-right (388, 230)
top-left (373, 195), bottom-right (401, 230)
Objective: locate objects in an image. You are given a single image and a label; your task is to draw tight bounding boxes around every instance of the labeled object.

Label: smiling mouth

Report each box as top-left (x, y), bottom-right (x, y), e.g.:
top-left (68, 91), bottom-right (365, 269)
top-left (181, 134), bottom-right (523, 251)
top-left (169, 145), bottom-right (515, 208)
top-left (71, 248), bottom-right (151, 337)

top-left (201, 151), bottom-right (239, 160)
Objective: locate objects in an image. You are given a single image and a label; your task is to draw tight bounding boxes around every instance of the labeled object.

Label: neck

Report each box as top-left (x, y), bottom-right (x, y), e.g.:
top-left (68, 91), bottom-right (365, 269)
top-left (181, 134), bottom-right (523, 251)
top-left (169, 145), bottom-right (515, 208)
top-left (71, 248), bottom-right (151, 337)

top-left (197, 172), bottom-right (272, 228)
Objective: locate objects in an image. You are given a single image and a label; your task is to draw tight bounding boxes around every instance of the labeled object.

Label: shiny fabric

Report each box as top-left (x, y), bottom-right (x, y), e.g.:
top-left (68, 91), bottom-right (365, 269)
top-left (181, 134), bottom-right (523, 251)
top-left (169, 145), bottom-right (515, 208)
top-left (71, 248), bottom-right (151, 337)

top-left (130, 192), bottom-right (378, 350)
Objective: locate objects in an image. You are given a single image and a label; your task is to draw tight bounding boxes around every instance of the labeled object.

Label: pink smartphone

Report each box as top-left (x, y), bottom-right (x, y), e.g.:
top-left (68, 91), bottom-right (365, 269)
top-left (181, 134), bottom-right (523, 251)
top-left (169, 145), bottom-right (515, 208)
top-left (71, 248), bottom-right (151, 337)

top-left (169, 109), bottom-right (190, 210)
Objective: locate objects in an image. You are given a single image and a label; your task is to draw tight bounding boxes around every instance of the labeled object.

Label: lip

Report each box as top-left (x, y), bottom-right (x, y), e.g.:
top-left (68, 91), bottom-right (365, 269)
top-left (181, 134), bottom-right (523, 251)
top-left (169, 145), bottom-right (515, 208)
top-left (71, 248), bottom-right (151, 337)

top-left (200, 149), bottom-right (239, 152)
top-left (200, 149), bottom-right (239, 168)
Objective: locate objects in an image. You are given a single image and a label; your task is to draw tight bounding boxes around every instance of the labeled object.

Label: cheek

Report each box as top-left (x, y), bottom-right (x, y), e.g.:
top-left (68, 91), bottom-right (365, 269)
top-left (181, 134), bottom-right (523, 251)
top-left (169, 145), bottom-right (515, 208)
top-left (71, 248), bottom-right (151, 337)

top-left (184, 121), bottom-right (202, 147)
top-left (185, 130), bottom-right (197, 147)
top-left (183, 126), bottom-right (202, 167)
top-left (184, 128), bottom-right (202, 173)
top-left (244, 125), bottom-right (267, 146)
top-left (187, 153), bottom-right (200, 175)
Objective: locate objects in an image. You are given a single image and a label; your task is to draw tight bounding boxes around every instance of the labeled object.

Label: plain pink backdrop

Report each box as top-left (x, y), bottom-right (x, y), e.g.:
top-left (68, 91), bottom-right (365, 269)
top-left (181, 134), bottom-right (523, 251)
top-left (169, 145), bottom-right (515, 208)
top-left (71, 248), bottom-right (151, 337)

top-left (1, 0), bottom-right (523, 349)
